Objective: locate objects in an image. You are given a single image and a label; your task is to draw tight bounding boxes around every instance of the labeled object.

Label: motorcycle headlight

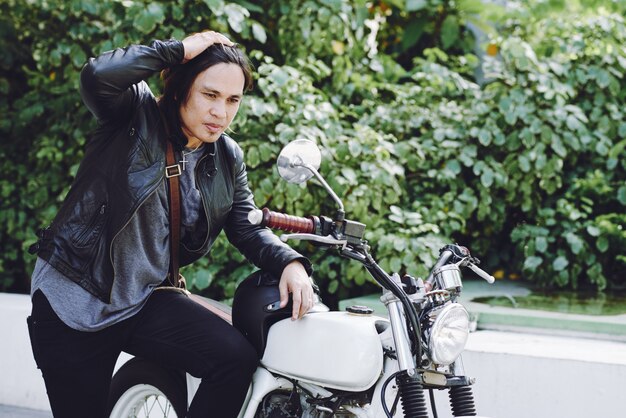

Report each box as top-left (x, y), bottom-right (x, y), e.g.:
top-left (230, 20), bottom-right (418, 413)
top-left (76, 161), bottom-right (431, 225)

top-left (427, 303), bottom-right (470, 365)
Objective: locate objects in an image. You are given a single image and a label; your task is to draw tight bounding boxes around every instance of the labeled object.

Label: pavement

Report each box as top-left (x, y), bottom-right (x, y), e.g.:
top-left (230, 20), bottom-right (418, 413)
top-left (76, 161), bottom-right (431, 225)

top-left (0, 404), bottom-right (51, 417)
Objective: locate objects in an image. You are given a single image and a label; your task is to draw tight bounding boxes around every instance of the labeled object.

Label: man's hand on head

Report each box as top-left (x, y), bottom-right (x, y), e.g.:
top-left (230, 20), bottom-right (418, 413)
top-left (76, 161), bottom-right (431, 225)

top-left (181, 31), bottom-right (234, 63)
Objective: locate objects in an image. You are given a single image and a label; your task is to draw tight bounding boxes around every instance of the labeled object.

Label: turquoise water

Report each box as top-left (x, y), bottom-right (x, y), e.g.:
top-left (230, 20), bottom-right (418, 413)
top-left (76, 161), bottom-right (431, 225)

top-left (473, 290), bottom-right (626, 315)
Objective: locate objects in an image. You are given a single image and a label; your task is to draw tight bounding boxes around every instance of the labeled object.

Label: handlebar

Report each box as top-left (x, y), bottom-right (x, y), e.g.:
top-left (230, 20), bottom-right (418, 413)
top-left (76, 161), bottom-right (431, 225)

top-left (248, 208), bottom-right (318, 234)
top-left (425, 250), bottom-right (453, 287)
top-left (426, 245), bottom-right (495, 288)
top-left (467, 262), bottom-right (496, 284)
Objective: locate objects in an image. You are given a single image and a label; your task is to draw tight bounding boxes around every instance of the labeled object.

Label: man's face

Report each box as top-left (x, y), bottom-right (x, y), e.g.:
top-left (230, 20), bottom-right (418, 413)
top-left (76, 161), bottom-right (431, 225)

top-left (179, 62), bottom-right (245, 147)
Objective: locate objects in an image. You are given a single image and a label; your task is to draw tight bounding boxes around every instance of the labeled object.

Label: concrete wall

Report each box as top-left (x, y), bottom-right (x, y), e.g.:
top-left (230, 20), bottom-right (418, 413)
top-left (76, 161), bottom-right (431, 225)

top-left (433, 331), bottom-right (626, 418)
top-left (2, 293), bottom-right (625, 417)
top-left (1, 293), bottom-right (50, 410)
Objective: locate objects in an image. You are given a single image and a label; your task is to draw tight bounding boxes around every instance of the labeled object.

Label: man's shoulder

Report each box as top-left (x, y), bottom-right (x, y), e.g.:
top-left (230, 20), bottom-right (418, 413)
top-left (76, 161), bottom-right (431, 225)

top-left (219, 134), bottom-right (244, 166)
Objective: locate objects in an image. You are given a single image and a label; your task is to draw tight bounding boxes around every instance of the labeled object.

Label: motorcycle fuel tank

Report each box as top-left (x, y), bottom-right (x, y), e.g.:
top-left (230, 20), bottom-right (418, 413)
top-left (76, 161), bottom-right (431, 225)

top-left (261, 311), bottom-right (387, 392)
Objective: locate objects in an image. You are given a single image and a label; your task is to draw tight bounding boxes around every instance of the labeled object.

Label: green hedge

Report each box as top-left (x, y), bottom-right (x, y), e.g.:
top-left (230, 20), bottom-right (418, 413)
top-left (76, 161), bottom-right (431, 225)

top-left (2, 0), bottom-right (624, 305)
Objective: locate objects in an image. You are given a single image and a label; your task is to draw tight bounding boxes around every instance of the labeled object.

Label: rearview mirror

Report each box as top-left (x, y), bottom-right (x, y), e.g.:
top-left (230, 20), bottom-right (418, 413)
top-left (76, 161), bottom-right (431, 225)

top-left (277, 139), bottom-right (321, 184)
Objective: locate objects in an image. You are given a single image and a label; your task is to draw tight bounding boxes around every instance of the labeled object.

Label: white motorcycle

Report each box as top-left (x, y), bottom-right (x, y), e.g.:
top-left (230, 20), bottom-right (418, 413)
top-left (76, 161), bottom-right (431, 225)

top-left (107, 139), bottom-right (494, 418)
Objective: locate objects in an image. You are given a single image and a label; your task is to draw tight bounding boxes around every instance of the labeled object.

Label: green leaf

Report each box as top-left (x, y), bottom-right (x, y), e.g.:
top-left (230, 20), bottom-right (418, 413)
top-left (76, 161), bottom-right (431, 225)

top-left (190, 268), bottom-right (213, 290)
top-left (597, 115), bottom-right (611, 134)
top-left (234, 0), bottom-right (263, 13)
top-left (348, 139), bottom-right (362, 157)
top-left (565, 233), bottom-right (584, 255)
top-left (524, 256), bottom-right (543, 271)
top-left (518, 155), bottom-right (531, 172)
top-left (328, 280), bottom-right (339, 294)
top-left (402, 19), bottom-right (426, 51)
top-left (535, 236), bottom-right (548, 252)
top-left (480, 168), bottom-right (494, 188)
top-left (445, 159), bottom-right (462, 175)
top-left (258, 143), bottom-right (273, 162)
top-left (354, 272), bottom-right (366, 286)
top-left (224, 4), bottom-right (249, 33)
top-left (171, 28), bottom-right (185, 41)
top-left (458, 0), bottom-right (488, 14)
top-left (440, 15), bottom-right (460, 49)
top-left (247, 147), bottom-right (260, 167)
top-left (608, 139), bottom-right (626, 160)
top-left (595, 68), bottom-right (611, 88)
top-left (19, 104), bottom-right (44, 123)
top-left (406, 0), bottom-right (428, 11)
top-left (133, 3), bottom-right (165, 33)
top-left (618, 186), bottom-right (626, 205)
top-left (390, 257), bottom-right (402, 272)
top-left (478, 129), bottom-right (492, 146)
top-left (341, 168), bottom-right (358, 184)
top-left (251, 22), bottom-right (267, 43)
top-left (606, 158), bottom-right (618, 171)
top-left (551, 136), bottom-right (567, 158)
top-left (70, 45), bottom-right (86, 68)
top-left (269, 67), bottom-right (289, 86)
top-left (586, 225), bottom-right (601, 237)
top-left (566, 115), bottom-right (583, 131)
top-left (596, 236), bottom-right (609, 253)
top-left (540, 125), bottom-right (552, 142)
top-left (203, 0), bottom-right (224, 13)
top-left (393, 238), bottom-right (406, 252)
top-left (619, 123), bottom-right (626, 138)
top-left (553, 256), bottom-right (568, 271)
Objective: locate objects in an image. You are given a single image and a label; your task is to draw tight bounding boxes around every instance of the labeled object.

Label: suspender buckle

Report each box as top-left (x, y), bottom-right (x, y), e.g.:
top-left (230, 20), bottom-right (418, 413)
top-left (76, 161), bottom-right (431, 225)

top-left (165, 164), bottom-right (182, 178)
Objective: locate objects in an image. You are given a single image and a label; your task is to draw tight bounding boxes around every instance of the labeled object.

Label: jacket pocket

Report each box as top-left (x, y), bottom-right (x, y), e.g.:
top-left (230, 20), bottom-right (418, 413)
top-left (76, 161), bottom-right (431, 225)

top-left (73, 203), bottom-right (108, 248)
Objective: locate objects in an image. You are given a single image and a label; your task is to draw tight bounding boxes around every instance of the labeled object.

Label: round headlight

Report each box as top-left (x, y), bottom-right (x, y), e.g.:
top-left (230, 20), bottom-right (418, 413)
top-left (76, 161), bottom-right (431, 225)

top-left (427, 303), bottom-right (470, 365)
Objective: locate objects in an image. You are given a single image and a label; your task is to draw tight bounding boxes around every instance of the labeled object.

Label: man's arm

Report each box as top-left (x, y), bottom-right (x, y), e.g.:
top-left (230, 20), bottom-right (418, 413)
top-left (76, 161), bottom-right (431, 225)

top-left (224, 144), bottom-right (315, 319)
top-left (79, 39), bottom-right (184, 124)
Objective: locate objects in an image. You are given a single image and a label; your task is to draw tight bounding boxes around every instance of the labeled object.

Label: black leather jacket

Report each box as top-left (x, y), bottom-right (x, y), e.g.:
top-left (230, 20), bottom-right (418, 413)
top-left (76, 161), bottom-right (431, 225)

top-left (31, 40), bottom-right (310, 303)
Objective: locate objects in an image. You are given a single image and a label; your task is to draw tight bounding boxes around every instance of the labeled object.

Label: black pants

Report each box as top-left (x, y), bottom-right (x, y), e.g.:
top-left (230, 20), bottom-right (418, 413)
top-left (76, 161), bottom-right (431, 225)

top-left (27, 289), bottom-right (257, 418)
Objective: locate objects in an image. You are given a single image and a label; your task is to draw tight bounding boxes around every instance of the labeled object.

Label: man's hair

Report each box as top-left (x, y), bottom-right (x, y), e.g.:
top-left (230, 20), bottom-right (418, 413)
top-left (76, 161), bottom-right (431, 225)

top-left (159, 43), bottom-right (253, 149)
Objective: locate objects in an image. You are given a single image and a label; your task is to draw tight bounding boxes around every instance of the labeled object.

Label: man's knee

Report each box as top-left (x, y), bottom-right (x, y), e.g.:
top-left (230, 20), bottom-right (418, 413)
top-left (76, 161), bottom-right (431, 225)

top-left (224, 334), bottom-right (258, 375)
top-left (200, 331), bottom-right (257, 382)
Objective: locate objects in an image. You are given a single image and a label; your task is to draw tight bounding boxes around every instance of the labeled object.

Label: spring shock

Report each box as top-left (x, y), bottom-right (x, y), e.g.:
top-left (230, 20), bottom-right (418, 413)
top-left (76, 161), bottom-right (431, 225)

top-left (448, 385), bottom-right (477, 416)
top-left (396, 373), bottom-right (429, 418)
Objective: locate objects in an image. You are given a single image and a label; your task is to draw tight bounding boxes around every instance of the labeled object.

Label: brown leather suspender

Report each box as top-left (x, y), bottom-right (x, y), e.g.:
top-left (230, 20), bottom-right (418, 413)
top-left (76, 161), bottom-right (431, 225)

top-left (165, 140), bottom-right (183, 288)
top-left (164, 139), bottom-right (231, 323)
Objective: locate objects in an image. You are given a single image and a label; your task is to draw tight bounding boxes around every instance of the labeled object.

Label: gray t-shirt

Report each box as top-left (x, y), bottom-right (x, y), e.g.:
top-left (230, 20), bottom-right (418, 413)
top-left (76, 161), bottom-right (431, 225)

top-left (31, 145), bottom-right (206, 331)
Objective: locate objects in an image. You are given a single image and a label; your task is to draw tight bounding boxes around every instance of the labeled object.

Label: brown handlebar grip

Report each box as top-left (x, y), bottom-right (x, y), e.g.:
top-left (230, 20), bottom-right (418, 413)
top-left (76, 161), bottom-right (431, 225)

top-left (262, 208), bottom-right (315, 233)
top-left (248, 208), bottom-right (315, 233)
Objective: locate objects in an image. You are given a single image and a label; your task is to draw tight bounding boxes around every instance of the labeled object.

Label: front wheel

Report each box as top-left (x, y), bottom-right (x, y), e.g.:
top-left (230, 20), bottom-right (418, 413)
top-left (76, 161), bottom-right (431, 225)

top-left (107, 357), bottom-right (187, 418)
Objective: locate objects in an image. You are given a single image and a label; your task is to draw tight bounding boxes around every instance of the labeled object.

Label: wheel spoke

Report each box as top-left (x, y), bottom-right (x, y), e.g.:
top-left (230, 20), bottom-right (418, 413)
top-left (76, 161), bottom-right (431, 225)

top-left (110, 383), bottom-right (180, 418)
top-left (144, 394), bottom-right (174, 417)
top-left (123, 394), bottom-right (176, 417)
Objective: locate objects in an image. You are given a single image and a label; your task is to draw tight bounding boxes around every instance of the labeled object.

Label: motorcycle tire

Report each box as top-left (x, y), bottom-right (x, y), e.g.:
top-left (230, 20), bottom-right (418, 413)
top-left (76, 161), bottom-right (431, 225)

top-left (106, 357), bottom-right (187, 418)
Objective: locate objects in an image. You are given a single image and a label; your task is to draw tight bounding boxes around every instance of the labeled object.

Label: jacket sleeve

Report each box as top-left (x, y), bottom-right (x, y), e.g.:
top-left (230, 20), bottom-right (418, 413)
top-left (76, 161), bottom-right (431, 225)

top-left (79, 39), bottom-right (184, 124)
top-left (224, 146), bottom-right (313, 279)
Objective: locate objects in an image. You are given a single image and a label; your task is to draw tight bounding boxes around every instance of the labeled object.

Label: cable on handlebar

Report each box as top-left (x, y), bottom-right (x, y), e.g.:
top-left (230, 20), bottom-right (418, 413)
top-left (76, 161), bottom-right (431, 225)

top-left (346, 247), bottom-right (423, 362)
top-left (252, 207), bottom-right (423, 363)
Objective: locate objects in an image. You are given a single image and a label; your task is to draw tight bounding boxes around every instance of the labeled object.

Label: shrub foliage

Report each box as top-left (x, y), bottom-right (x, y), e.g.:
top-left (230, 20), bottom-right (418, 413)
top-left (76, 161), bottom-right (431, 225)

top-left (2, 0), bottom-right (624, 303)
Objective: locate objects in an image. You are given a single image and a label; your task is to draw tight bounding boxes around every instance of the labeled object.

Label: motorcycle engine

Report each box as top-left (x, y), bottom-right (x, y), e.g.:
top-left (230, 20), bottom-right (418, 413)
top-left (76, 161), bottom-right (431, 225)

top-left (257, 390), bottom-right (359, 418)
top-left (257, 392), bottom-right (301, 418)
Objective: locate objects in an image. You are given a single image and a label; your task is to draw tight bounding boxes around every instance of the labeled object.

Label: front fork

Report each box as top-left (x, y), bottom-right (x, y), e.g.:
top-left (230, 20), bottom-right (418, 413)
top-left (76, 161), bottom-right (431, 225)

top-left (382, 292), bottom-right (429, 417)
top-left (382, 291), bottom-right (477, 417)
top-left (448, 358), bottom-right (477, 416)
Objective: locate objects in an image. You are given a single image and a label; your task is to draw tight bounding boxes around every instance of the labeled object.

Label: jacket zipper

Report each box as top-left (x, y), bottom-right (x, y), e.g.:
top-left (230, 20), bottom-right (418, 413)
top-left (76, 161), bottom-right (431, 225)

top-left (74, 203), bottom-right (107, 247)
top-left (106, 146), bottom-right (215, 301)
top-left (188, 152), bottom-right (212, 252)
